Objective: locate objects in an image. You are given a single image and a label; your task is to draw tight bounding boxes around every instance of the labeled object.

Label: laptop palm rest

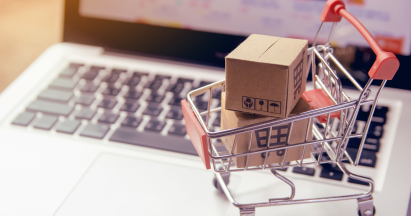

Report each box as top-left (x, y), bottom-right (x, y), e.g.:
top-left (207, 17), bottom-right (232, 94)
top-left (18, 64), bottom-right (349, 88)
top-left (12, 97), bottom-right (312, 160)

top-left (54, 153), bottom-right (240, 216)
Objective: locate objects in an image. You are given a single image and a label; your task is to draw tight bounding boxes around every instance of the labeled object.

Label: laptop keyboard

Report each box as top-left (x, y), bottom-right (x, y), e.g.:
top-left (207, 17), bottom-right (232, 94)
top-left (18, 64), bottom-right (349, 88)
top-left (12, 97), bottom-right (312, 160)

top-left (10, 62), bottom-right (393, 189)
top-left (10, 63), bottom-right (220, 156)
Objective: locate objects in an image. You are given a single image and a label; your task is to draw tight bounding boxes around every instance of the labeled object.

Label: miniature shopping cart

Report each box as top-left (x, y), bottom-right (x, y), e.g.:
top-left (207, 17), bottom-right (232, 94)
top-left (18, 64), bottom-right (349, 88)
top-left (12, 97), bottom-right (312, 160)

top-left (181, 1), bottom-right (399, 215)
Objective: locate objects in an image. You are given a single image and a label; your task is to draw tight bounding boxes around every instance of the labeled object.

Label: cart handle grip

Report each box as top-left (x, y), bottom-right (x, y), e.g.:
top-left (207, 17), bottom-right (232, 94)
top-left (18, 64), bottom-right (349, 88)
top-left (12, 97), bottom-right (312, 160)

top-left (320, 0), bottom-right (399, 80)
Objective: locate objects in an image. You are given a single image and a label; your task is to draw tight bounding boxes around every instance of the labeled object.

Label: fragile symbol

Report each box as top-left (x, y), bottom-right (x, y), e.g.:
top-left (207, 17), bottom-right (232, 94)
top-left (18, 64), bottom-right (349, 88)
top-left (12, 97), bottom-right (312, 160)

top-left (258, 100), bottom-right (265, 110)
top-left (242, 96), bottom-right (281, 114)
top-left (244, 98), bottom-right (253, 108)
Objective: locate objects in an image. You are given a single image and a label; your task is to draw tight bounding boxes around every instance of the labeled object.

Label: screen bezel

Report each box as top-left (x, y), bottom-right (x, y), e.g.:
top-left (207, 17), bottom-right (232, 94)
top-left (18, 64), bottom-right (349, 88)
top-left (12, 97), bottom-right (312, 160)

top-left (63, 0), bottom-right (248, 68)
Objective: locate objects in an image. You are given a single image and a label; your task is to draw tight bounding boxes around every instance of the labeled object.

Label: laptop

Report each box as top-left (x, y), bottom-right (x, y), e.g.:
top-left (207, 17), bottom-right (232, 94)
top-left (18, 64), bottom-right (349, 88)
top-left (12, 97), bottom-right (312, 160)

top-left (0, 0), bottom-right (410, 215)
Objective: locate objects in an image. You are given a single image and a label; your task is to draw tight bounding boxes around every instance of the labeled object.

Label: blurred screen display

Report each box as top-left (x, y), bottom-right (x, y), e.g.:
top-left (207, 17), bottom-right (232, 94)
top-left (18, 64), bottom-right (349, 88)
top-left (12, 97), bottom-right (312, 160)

top-left (80, 0), bottom-right (411, 55)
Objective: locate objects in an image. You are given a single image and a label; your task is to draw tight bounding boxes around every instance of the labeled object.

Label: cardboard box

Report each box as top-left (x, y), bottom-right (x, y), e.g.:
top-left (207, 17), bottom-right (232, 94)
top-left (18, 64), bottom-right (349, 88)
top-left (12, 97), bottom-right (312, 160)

top-left (221, 92), bottom-right (312, 168)
top-left (225, 34), bottom-right (308, 118)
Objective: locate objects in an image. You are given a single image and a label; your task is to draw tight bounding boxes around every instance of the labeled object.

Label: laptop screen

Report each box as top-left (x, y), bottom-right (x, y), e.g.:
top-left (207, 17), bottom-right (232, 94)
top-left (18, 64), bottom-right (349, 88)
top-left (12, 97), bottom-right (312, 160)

top-left (78, 0), bottom-right (411, 55)
top-left (64, 0), bottom-right (411, 90)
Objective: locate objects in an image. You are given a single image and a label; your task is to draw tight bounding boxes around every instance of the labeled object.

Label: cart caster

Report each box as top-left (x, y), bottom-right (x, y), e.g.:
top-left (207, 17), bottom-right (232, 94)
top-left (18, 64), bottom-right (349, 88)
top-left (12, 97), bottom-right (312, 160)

top-left (357, 197), bottom-right (376, 216)
top-left (240, 207), bottom-right (255, 216)
top-left (213, 172), bottom-right (230, 193)
top-left (358, 206), bottom-right (376, 216)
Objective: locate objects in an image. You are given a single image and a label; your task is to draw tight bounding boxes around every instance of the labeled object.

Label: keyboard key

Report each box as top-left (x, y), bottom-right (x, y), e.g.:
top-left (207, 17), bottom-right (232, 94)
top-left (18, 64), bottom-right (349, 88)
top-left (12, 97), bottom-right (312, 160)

top-left (198, 81), bottom-right (212, 88)
top-left (145, 79), bottom-right (163, 91)
top-left (112, 68), bottom-right (127, 74)
top-left (123, 76), bottom-right (141, 86)
top-left (102, 73), bottom-right (120, 83)
top-left (154, 75), bottom-right (171, 80)
top-left (102, 68), bottom-right (126, 83)
top-left (132, 71), bottom-right (148, 77)
top-left (102, 86), bottom-right (121, 96)
top-left (143, 103), bottom-right (163, 116)
top-left (90, 66), bottom-right (105, 70)
top-left (357, 104), bottom-right (388, 124)
top-left (347, 137), bottom-right (380, 152)
top-left (33, 115), bottom-right (58, 130)
top-left (121, 116), bottom-right (143, 128)
top-left (38, 89), bottom-right (73, 103)
top-left (98, 98), bottom-right (118, 109)
top-left (59, 67), bottom-right (78, 78)
top-left (213, 115), bottom-right (221, 126)
top-left (168, 124), bottom-right (187, 136)
top-left (49, 78), bottom-right (77, 90)
top-left (320, 163), bottom-right (341, 172)
top-left (75, 94), bottom-right (95, 106)
top-left (26, 100), bottom-right (73, 116)
top-left (346, 148), bottom-right (377, 167)
top-left (168, 96), bottom-right (184, 107)
top-left (109, 127), bottom-right (197, 155)
top-left (367, 122), bottom-right (384, 139)
top-left (68, 63), bottom-right (84, 68)
top-left (145, 120), bottom-right (166, 132)
top-left (80, 123), bottom-right (110, 139)
top-left (166, 82), bottom-right (185, 94)
top-left (146, 93), bottom-right (165, 103)
top-left (347, 177), bottom-right (369, 186)
top-left (212, 87), bottom-right (222, 100)
top-left (56, 119), bottom-right (81, 134)
top-left (373, 105), bottom-right (388, 124)
top-left (120, 100), bottom-right (140, 113)
top-left (176, 78), bottom-right (194, 83)
top-left (81, 67), bottom-right (103, 80)
top-left (12, 112), bottom-right (36, 126)
top-left (195, 100), bottom-right (209, 111)
top-left (363, 138), bottom-right (380, 152)
top-left (165, 107), bottom-right (184, 120)
top-left (80, 82), bottom-right (99, 93)
top-left (124, 90), bottom-right (143, 100)
top-left (166, 78), bottom-right (192, 93)
top-left (320, 168), bottom-right (343, 181)
top-left (292, 167), bottom-right (315, 176)
top-left (75, 108), bottom-right (96, 120)
top-left (98, 112), bottom-right (119, 124)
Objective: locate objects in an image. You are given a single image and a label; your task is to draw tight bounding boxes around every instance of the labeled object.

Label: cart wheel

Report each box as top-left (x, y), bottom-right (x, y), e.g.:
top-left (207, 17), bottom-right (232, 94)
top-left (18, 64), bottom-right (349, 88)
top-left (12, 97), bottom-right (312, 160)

top-left (213, 173), bottom-right (230, 193)
top-left (358, 206), bottom-right (376, 216)
top-left (213, 177), bottom-right (226, 193)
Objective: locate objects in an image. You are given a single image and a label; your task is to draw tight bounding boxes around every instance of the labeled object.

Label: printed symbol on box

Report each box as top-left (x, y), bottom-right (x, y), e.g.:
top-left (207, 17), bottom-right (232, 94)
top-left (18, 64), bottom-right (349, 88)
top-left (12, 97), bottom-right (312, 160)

top-left (293, 50), bottom-right (304, 100)
top-left (242, 96), bottom-right (255, 109)
top-left (255, 124), bottom-right (290, 158)
top-left (268, 101), bottom-right (281, 114)
top-left (257, 99), bottom-right (268, 112)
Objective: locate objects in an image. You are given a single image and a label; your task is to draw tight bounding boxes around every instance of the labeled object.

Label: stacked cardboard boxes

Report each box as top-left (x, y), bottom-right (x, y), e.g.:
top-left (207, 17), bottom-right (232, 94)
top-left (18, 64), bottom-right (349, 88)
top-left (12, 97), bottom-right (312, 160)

top-left (221, 34), bottom-right (312, 168)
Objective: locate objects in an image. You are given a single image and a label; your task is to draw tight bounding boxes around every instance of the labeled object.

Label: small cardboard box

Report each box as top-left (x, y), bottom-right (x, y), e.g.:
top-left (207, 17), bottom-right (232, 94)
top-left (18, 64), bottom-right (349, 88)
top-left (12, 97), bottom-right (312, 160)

top-left (221, 92), bottom-right (312, 168)
top-left (225, 34), bottom-right (308, 118)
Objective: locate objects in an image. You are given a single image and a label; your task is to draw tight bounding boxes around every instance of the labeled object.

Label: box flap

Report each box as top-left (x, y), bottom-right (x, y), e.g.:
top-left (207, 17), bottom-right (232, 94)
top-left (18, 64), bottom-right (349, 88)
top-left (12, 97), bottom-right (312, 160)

top-left (259, 38), bottom-right (308, 66)
top-left (226, 34), bottom-right (281, 62)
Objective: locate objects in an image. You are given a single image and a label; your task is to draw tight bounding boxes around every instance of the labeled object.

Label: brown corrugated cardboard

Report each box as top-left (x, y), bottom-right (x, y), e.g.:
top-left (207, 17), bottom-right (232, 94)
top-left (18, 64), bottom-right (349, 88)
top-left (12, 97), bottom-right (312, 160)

top-left (221, 92), bottom-right (312, 168)
top-left (225, 34), bottom-right (308, 118)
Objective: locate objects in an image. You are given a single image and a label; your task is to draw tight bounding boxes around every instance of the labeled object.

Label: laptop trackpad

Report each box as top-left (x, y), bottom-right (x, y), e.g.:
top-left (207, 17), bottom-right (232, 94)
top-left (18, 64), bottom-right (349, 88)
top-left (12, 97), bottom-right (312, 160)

top-left (54, 153), bottom-right (239, 216)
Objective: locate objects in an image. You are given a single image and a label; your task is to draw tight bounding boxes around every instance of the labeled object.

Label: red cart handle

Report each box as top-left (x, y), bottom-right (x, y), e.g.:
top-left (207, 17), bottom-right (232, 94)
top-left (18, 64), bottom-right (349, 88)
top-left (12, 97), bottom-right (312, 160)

top-left (320, 0), bottom-right (399, 80)
top-left (181, 99), bottom-right (210, 169)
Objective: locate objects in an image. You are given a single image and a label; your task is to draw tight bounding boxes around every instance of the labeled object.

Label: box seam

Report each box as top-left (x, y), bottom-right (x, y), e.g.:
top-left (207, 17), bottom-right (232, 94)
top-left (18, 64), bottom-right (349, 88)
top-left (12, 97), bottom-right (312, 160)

top-left (257, 39), bottom-right (280, 60)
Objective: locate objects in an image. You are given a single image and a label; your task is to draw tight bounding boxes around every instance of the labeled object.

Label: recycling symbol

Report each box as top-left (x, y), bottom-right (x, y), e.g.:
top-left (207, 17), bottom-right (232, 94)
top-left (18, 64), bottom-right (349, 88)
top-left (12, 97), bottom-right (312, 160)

top-left (244, 98), bottom-right (253, 108)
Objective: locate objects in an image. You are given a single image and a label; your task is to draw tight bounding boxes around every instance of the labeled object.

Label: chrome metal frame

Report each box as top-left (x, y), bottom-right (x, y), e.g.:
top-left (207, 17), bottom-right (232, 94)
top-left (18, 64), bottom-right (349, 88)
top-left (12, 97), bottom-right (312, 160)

top-left (186, 22), bottom-right (385, 216)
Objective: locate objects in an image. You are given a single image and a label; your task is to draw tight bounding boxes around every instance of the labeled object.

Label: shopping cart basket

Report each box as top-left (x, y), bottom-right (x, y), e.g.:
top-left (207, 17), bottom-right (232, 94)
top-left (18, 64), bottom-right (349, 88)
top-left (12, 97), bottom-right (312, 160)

top-left (181, 1), bottom-right (399, 215)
